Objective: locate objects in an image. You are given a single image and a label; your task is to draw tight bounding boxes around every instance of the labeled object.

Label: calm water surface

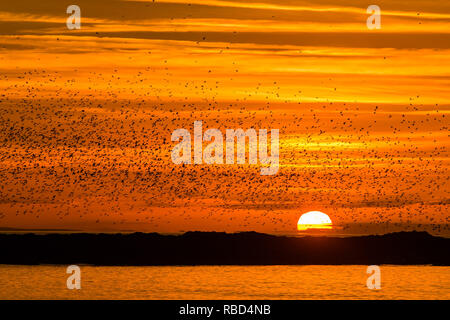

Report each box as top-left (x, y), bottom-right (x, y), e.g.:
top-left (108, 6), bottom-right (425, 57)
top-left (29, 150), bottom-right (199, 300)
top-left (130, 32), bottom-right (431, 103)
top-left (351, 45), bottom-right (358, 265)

top-left (0, 265), bottom-right (448, 299)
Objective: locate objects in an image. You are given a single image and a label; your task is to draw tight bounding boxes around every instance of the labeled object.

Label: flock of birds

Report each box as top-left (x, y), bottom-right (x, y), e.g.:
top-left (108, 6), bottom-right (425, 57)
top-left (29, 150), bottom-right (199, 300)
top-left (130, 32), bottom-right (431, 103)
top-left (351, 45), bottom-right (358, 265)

top-left (0, 53), bottom-right (448, 236)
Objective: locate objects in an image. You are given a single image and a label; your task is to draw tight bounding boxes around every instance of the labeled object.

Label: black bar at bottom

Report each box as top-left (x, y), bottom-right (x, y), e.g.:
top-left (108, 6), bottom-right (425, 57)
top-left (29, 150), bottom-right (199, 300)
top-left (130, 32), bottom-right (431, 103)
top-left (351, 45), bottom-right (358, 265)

top-left (0, 300), bottom-right (447, 319)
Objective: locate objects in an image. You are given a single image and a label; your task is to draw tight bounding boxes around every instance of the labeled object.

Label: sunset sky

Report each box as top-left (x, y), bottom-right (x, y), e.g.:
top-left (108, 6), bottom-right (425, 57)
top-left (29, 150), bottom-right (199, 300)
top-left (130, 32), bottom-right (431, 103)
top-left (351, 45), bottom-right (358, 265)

top-left (0, 0), bottom-right (448, 235)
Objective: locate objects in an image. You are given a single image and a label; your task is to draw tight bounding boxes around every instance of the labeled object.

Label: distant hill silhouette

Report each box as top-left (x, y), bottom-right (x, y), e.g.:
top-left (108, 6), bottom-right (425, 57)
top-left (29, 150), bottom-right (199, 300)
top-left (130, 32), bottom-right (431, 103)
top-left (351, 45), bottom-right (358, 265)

top-left (0, 231), bottom-right (448, 265)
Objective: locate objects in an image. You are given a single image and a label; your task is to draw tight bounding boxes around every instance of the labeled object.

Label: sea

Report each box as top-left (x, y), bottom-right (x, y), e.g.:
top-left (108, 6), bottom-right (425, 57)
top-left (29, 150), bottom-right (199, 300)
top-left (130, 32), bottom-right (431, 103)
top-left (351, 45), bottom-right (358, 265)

top-left (0, 265), bottom-right (448, 299)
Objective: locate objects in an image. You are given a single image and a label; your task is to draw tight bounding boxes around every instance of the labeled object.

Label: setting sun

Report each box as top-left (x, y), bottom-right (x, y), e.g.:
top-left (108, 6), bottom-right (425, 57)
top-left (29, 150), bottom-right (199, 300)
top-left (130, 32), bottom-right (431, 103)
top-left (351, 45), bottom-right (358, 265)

top-left (297, 211), bottom-right (333, 231)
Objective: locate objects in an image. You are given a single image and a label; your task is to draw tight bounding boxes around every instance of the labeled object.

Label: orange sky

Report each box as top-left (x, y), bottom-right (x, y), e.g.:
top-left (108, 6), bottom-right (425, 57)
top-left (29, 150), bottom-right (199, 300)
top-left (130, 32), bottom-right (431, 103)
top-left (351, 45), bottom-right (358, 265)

top-left (0, 0), bottom-right (448, 235)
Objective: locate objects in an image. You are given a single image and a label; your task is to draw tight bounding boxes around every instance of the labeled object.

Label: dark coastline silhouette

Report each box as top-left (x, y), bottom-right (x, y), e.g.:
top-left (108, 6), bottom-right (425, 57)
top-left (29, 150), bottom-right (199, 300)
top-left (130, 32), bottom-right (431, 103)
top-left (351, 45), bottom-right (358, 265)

top-left (0, 231), bottom-right (448, 266)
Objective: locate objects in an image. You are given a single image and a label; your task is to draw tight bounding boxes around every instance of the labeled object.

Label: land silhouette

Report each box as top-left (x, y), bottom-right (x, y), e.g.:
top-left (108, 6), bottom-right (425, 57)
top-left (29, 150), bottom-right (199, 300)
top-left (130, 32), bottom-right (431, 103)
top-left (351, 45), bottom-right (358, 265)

top-left (0, 231), bottom-right (448, 266)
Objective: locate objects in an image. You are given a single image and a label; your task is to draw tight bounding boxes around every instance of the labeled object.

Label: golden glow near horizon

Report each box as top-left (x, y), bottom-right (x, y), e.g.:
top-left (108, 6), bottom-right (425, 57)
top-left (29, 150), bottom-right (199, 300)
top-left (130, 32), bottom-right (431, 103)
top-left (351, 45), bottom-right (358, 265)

top-left (297, 211), bottom-right (333, 231)
top-left (0, 0), bottom-right (449, 235)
